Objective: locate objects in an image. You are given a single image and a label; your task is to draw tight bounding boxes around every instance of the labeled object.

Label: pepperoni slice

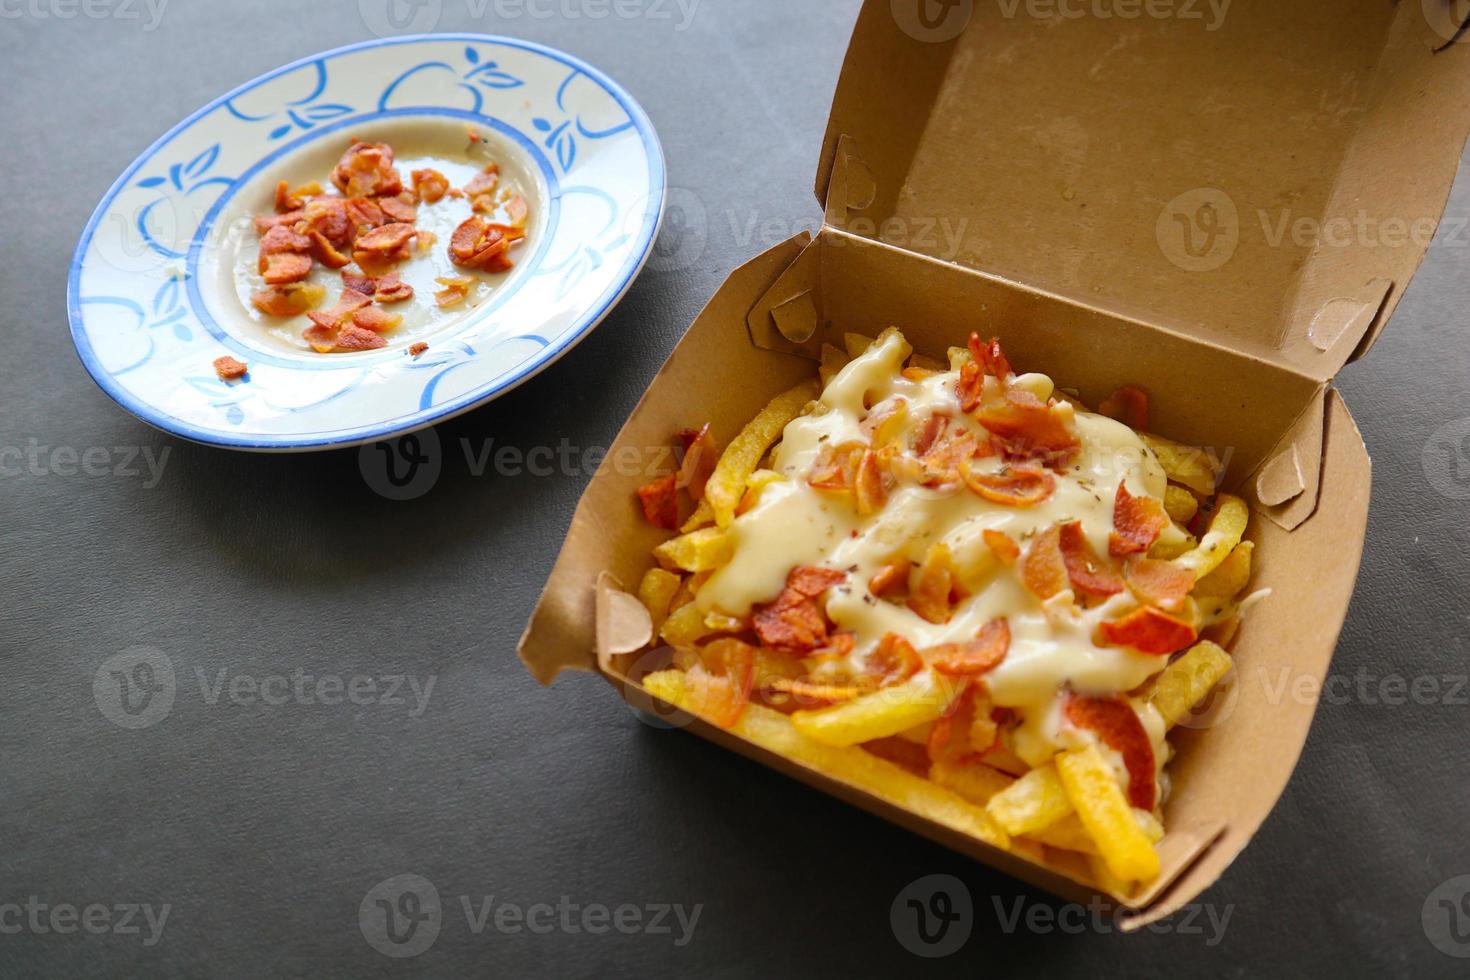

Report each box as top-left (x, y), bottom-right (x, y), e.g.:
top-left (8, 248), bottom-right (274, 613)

top-left (983, 529), bottom-right (1021, 566)
top-left (1059, 522), bottom-right (1125, 597)
top-left (1097, 606), bottom-right (1198, 655)
top-left (961, 462), bottom-right (1056, 507)
top-left (1020, 524), bottom-right (1069, 600)
top-left (976, 387), bottom-right (1080, 466)
top-left (929, 619), bottom-right (1010, 677)
top-left (1110, 481), bottom-right (1170, 557)
top-left (1123, 555), bottom-right (1195, 611)
top-left (636, 474), bottom-right (679, 530)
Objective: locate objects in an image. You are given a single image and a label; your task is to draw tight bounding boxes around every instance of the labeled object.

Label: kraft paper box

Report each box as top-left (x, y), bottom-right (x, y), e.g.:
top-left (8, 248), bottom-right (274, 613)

top-left (519, 0), bottom-right (1470, 925)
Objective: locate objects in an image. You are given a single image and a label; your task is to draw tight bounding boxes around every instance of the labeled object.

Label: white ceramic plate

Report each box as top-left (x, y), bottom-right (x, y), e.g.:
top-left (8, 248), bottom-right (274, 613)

top-left (69, 35), bottom-right (665, 451)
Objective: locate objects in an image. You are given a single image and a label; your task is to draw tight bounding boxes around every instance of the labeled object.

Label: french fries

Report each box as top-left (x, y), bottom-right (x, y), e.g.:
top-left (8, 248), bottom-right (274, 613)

top-left (930, 759), bottom-right (1015, 804)
top-left (981, 764), bottom-right (1076, 834)
top-left (1194, 541), bottom-right (1253, 597)
top-left (637, 568), bottom-right (682, 631)
top-left (644, 673), bottom-right (1009, 848)
top-left (1176, 494), bottom-right (1248, 578)
top-left (628, 328), bottom-right (1258, 898)
top-left (1141, 433), bottom-right (1222, 496)
top-left (819, 343), bottom-right (849, 388)
top-left (1057, 745), bottom-right (1161, 882)
top-left (706, 380), bottom-right (819, 527)
top-left (653, 527), bottom-right (734, 573)
top-left (843, 332), bottom-right (875, 359)
top-left (1027, 809), bottom-right (1164, 856)
top-left (660, 602), bottom-right (714, 646)
top-left (792, 672), bottom-right (959, 747)
top-left (1164, 485), bottom-right (1199, 525)
top-left (680, 497), bottom-right (716, 533)
top-left (1146, 641), bottom-right (1234, 728)
top-left (985, 763), bottom-right (1073, 836)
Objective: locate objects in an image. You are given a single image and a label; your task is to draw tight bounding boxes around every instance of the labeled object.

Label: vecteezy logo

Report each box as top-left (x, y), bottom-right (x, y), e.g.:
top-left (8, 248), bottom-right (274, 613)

top-left (359, 428), bottom-right (442, 501)
top-left (891, 0), bottom-right (974, 42)
top-left (1174, 665), bottom-right (1240, 730)
top-left (890, 874), bottom-right (972, 957)
top-left (1423, 875), bottom-right (1470, 958)
top-left (93, 647), bottom-right (177, 729)
top-left (1422, 418), bottom-right (1470, 501)
top-left (358, 0), bottom-right (443, 37)
top-left (1156, 188), bottom-right (1239, 273)
top-left (621, 648), bottom-right (695, 731)
top-left (646, 187), bottom-right (709, 274)
top-left (360, 874), bottom-right (442, 958)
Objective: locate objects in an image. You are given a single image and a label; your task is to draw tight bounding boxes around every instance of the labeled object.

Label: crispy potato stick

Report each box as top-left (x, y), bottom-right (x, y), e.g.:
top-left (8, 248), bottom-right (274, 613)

top-left (680, 498), bottom-right (716, 533)
top-left (819, 343), bottom-right (849, 388)
top-left (637, 568), bottom-right (682, 631)
top-left (791, 671), bottom-right (960, 747)
top-left (1056, 746), bottom-right (1161, 882)
top-left (1164, 486), bottom-right (1199, 525)
top-left (930, 760), bottom-right (1016, 805)
top-left (1149, 527), bottom-right (1197, 561)
top-left (985, 762), bottom-right (1073, 835)
top-left (1025, 810), bottom-right (1165, 855)
top-left (1088, 854), bottom-right (1139, 899)
top-left (1176, 495), bottom-right (1248, 578)
top-left (1194, 541), bottom-right (1254, 598)
top-left (908, 353), bottom-right (947, 373)
top-left (669, 570), bottom-right (707, 611)
top-left (1026, 814), bottom-right (1098, 853)
top-left (738, 470), bottom-right (787, 516)
top-left (707, 381), bottom-right (820, 527)
top-left (1141, 434), bottom-right (1221, 496)
top-left (1010, 373), bottom-right (1056, 402)
top-left (843, 332), bottom-right (876, 359)
top-left (642, 674), bottom-right (1008, 848)
top-left (659, 602), bottom-right (715, 647)
top-left (653, 527), bottom-right (734, 573)
top-left (1145, 641), bottom-right (1234, 728)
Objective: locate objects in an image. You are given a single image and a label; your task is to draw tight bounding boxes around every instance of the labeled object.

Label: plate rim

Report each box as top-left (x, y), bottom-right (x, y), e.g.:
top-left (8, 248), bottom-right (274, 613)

top-left (67, 33), bottom-right (667, 454)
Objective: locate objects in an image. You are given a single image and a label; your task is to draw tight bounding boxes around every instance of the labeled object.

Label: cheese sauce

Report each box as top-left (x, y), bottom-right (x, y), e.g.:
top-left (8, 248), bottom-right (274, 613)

top-left (699, 331), bottom-right (1174, 767)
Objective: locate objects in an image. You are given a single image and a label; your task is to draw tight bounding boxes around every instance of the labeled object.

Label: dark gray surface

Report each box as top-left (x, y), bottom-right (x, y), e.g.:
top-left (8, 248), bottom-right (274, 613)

top-left (3, 1), bottom-right (1469, 976)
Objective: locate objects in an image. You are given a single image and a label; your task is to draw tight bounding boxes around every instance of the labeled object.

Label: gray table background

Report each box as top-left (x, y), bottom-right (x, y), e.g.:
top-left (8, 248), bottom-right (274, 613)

top-left (4, 1), bottom-right (1469, 976)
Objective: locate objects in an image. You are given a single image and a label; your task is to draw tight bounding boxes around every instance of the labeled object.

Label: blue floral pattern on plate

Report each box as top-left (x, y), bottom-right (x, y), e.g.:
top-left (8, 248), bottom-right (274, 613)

top-left (69, 35), bottom-right (665, 452)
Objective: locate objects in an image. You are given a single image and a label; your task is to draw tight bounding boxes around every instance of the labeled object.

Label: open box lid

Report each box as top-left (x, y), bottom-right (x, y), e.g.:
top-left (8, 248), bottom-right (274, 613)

top-left (816, 0), bottom-right (1470, 381)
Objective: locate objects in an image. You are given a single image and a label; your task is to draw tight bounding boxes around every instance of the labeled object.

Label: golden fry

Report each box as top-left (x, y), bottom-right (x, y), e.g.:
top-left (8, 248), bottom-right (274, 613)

top-left (1176, 494), bottom-right (1248, 578)
top-left (1056, 746), bottom-right (1161, 883)
top-left (643, 676), bottom-right (1009, 848)
top-left (791, 672), bottom-right (959, 747)
top-left (1142, 433), bottom-right (1222, 496)
top-left (1194, 540), bottom-right (1253, 598)
top-left (931, 760), bottom-right (1015, 805)
top-left (1145, 641), bottom-right (1233, 729)
top-left (653, 527), bottom-right (734, 573)
top-left (706, 380), bottom-right (820, 527)
top-left (819, 343), bottom-right (849, 388)
top-left (659, 602), bottom-right (714, 646)
top-left (1164, 485), bottom-right (1199, 525)
top-left (637, 568), bottom-right (682, 631)
top-left (985, 763), bottom-right (1073, 836)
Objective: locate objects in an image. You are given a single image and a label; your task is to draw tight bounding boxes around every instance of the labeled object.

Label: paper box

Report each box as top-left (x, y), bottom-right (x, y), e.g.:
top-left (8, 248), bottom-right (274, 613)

top-left (519, 0), bottom-right (1470, 924)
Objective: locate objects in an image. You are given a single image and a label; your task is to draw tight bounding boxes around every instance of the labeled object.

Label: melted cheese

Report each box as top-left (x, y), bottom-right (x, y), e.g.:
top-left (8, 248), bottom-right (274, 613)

top-left (699, 331), bottom-right (1176, 766)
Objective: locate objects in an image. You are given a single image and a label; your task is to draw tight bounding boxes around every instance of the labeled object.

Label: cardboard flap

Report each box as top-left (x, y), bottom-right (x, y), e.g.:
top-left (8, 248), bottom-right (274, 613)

top-left (746, 234), bottom-right (824, 358)
top-left (1124, 389), bottom-right (1372, 924)
top-left (1249, 387), bottom-right (1328, 531)
top-left (821, 0), bottom-right (1470, 378)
